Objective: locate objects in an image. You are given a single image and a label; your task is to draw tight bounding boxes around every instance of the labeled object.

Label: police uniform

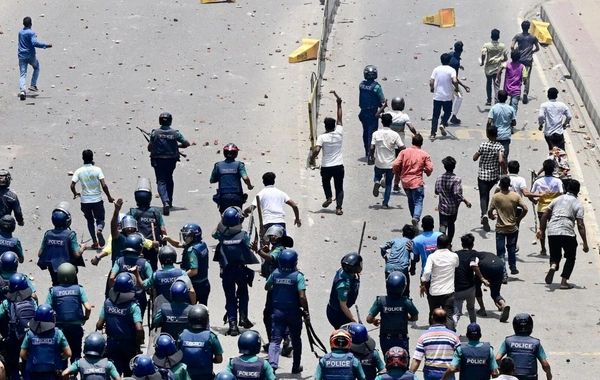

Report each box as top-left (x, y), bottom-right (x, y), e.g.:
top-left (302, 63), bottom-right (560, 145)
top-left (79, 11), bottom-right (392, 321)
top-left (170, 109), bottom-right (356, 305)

top-left (111, 254), bottom-right (153, 315)
top-left (46, 284), bottom-right (89, 365)
top-left (38, 228), bottom-right (83, 286)
top-left (68, 357), bottom-right (120, 379)
top-left (150, 125), bottom-right (187, 208)
top-left (0, 296), bottom-right (37, 379)
top-left (0, 232), bottom-right (24, 261)
top-left (181, 240), bottom-right (211, 305)
top-left (499, 335), bottom-right (547, 380)
top-left (153, 300), bottom-right (193, 339)
top-left (349, 340), bottom-right (385, 380)
top-left (226, 354), bottom-right (276, 380)
top-left (262, 244), bottom-right (283, 342)
top-left (127, 206), bottom-right (165, 271)
top-left (327, 268), bottom-right (360, 329)
top-left (0, 188), bottom-right (24, 225)
top-left (368, 295), bottom-right (419, 353)
top-left (211, 159), bottom-right (248, 213)
top-left (358, 79), bottom-right (385, 157)
top-left (21, 326), bottom-right (69, 379)
top-left (314, 350), bottom-right (366, 380)
top-left (375, 369), bottom-right (417, 380)
top-left (451, 341), bottom-right (498, 380)
top-left (0, 271), bottom-right (35, 358)
top-left (179, 328), bottom-right (224, 380)
top-left (150, 265), bottom-right (189, 301)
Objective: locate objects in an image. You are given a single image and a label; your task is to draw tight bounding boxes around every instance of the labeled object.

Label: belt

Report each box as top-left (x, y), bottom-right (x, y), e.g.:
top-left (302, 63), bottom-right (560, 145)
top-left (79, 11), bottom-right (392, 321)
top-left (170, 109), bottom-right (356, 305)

top-left (381, 333), bottom-right (407, 338)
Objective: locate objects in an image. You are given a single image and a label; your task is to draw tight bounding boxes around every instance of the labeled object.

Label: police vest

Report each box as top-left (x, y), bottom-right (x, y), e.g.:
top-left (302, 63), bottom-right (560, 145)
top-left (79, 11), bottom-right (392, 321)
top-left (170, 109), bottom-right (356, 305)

top-left (104, 298), bottom-right (136, 340)
top-left (159, 302), bottom-right (192, 339)
top-left (180, 329), bottom-right (214, 376)
top-left (379, 296), bottom-right (409, 336)
top-left (260, 245), bottom-right (282, 279)
top-left (130, 208), bottom-right (162, 241)
top-left (379, 371), bottom-right (415, 380)
top-left (181, 243), bottom-right (209, 282)
top-left (328, 269), bottom-right (360, 311)
top-left (216, 160), bottom-right (243, 195)
top-left (41, 229), bottom-right (72, 271)
top-left (231, 357), bottom-right (266, 380)
top-left (52, 284), bottom-right (84, 324)
top-left (505, 335), bottom-right (540, 377)
top-left (79, 358), bottom-right (110, 380)
top-left (351, 347), bottom-right (376, 380)
top-left (110, 234), bottom-right (126, 265)
top-left (155, 268), bottom-right (185, 300)
top-left (272, 269), bottom-right (300, 310)
top-left (220, 231), bottom-right (247, 266)
top-left (0, 275), bottom-right (9, 302)
top-left (359, 80), bottom-right (380, 110)
top-left (117, 256), bottom-right (149, 293)
top-left (26, 328), bottom-right (61, 373)
top-left (0, 232), bottom-right (18, 255)
top-left (151, 128), bottom-right (179, 159)
top-left (320, 352), bottom-right (355, 380)
top-left (459, 343), bottom-right (491, 380)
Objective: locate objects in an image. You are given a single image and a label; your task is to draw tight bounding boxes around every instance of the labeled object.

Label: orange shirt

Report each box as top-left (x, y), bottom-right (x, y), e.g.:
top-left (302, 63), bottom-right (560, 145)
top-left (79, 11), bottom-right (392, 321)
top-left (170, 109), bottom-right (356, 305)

top-left (393, 146), bottom-right (434, 189)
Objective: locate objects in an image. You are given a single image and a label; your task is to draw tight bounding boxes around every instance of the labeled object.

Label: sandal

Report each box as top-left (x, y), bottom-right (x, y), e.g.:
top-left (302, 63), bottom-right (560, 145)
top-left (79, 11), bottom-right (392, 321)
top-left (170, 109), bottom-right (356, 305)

top-left (336, 208), bottom-right (343, 215)
top-left (545, 267), bottom-right (556, 285)
top-left (322, 199), bottom-right (332, 208)
top-left (560, 284), bottom-right (574, 290)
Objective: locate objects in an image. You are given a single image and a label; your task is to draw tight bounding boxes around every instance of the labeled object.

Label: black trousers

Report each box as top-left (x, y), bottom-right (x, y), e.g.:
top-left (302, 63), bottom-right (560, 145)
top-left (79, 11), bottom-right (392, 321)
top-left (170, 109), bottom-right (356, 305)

top-left (320, 165), bottom-right (344, 209)
top-left (548, 235), bottom-right (578, 279)
top-left (427, 292), bottom-right (455, 331)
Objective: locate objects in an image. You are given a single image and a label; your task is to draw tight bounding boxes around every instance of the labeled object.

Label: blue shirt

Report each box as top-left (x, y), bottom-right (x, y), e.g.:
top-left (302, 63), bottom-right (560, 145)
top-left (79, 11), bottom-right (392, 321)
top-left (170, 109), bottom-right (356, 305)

top-left (488, 103), bottom-right (516, 140)
top-left (380, 237), bottom-right (411, 273)
top-left (412, 231), bottom-right (442, 274)
top-left (18, 28), bottom-right (48, 59)
top-left (449, 51), bottom-right (461, 74)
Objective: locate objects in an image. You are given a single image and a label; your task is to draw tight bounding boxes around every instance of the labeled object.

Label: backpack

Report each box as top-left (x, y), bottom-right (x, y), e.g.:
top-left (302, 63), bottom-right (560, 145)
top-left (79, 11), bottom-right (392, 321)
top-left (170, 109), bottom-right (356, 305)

top-left (9, 299), bottom-right (36, 340)
top-left (157, 368), bottom-right (175, 380)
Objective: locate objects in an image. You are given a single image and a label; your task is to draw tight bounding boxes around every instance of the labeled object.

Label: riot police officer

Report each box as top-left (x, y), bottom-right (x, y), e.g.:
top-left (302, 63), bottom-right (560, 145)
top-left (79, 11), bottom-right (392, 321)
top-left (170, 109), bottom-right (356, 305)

top-left (179, 304), bottom-right (224, 380)
top-left (127, 178), bottom-right (166, 270)
top-left (265, 249), bottom-right (308, 373)
top-left (215, 372), bottom-right (237, 380)
top-left (46, 262), bottom-right (92, 366)
top-left (131, 355), bottom-right (164, 380)
top-left (96, 273), bottom-right (144, 377)
top-left (441, 323), bottom-right (499, 380)
top-left (0, 169), bottom-right (24, 226)
top-left (314, 329), bottom-right (366, 380)
top-left (496, 314), bottom-right (553, 380)
top-left (342, 323), bottom-right (385, 380)
top-left (0, 251), bottom-right (37, 302)
top-left (212, 207), bottom-right (259, 336)
top-left (153, 281), bottom-right (193, 339)
top-left (21, 304), bottom-right (72, 380)
top-left (366, 272), bottom-right (419, 352)
top-left (0, 215), bottom-right (24, 262)
top-left (37, 202), bottom-right (86, 286)
top-left (225, 330), bottom-right (276, 380)
top-left (375, 347), bottom-right (418, 380)
top-left (148, 112), bottom-right (191, 216)
top-left (210, 143), bottom-right (254, 213)
top-left (153, 334), bottom-right (191, 378)
top-left (358, 65), bottom-right (386, 157)
top-left (62, 332), bottom-right (121, 379)
top-left (147, 245), bottom-right (196, 305)
top-left (326, 253), bottom-right (362, 329)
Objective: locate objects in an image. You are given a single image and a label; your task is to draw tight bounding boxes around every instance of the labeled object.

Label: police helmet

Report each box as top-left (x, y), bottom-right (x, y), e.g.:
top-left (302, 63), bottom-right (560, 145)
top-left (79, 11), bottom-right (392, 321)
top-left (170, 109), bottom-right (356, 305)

top-left (512, 313), bottom-right (534, 335)
top-left (215, 372), bottom-right (237, 380)
top-left (9, 273), bottom-right (28, 292)
top-left (170, 280), bottom-right (189, 303)
top-left (188, 304), bottom-right (210, 330)
top-left (391, 97), bottom-right (404, 110)
top-left (238, 330), bottom-right (262, 355)
top-left (159, 112), bottom-right (173, 126)
top-left (341, 252), bottom-right (363, 274)
top-left (329, 329), bottom-right (352, 350)
top-left (34, 304), bottom-right (56, 322)
top-left (155, 334), bottom-right (178, 358)
top-left (181, 223), bottom-right (202, 243)
top-left (158, 245), bottom-right (177, 265)
top-left (134, 177), bottom-right (153, 206)
top-left (114, 272), bottom-right (135, 293)
top-left (51, 210), bottom-right (72, 229)
top-left (0, 251), bottom-right (19, 273)
top-left (363, 65), bottom-right (378, 80)
top-left (223, 143), bottom-right (239, 159)
top-left (263, 224), bottom-right (285, 242)
top-left (0, 215), bottom-right (16, 233)
top-left (384, 346), bottom-right (409, 370)
top-left (386, 272), bottom-right (407, 296)
top-left (222, 207), bottom-right (242, 227)
top-left (341, 322), bottom-right (369, 344)
top-left (57, 262), bottom-right (78, 284)
top-left (0, 169), bottom-right (11, 188)
top-left (83, 332), bottom-right (106, 357)
top-left (278, 249), bottom-right (298, 272)
top-left (123, 233), bottom-right (144, 254)
top-left (132, 355), bottom-right (158, 377)
top-left (121, 215), bottom-right (138, 232)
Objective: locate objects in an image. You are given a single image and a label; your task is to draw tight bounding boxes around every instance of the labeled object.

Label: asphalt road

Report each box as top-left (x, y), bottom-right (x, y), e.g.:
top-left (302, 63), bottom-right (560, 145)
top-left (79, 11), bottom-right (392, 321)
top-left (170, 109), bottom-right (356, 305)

top-left (1, 0), bottom-right (599, 378)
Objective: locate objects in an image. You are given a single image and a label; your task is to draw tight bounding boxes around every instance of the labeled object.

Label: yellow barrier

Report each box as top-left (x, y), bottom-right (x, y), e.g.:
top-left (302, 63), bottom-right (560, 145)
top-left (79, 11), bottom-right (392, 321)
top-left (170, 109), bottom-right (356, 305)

top-left (530, 20), bottom-right (553, 45)
top-left (201, 0), bottom-right (235, 3)
top-left (289, 39), bottom-right (320, 63)
top-left (422, 8), bottom-right (455, 28)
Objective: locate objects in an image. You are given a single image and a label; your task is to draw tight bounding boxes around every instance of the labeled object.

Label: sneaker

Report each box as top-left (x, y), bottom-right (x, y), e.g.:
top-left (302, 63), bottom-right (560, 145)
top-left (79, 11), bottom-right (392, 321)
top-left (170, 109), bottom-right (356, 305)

top-left (429, 134), bottom-right (436, 142)
top-left (522, 94), bottom-right (529, 104)
top-left (481, 215), bottom-right (491, 232)
top-left (449, 116), bottom-right (461, 125)
top-left (545, 266), bottom-right (556, 284)
top-left (485, 101), bottom-right (492, 106)
top-left (97, 230), bottom-right (106, 247)
top-left (381, 204), bottom-right (390, 209)
top-left (499, 305), bottom-right (511, 323)
top-left (393, 184), bottom-right (400, 192)
top-left (372, 181), bottom-right (381, 197)
top-left (439, 125), bottom-right (448, 136)
top-left (19, 92), bottom-right (26, 101)
top-left (163, 202), bottom-right (171, 216)
top-left (28, 86), bottom-right (38, 92)
top-left (510, 268), bottom-right (519, 275)
top-left (91, 242), bottom-right (100, 249)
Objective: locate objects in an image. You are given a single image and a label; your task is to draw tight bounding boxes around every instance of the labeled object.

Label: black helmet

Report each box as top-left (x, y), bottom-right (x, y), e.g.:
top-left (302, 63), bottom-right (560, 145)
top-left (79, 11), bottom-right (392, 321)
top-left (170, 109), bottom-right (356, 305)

top-left (386, 272), bottom-right (407, 296)
top-left (0, 215), bottom-right (16, 233)
top-left (341, 252), bottom-right (362, 274)
top-left (159, 112), bottom-right (173, 126)
top-left (134, 178), bottom-right (153, 207)
top-left (223, 143), bottom-right (239, 159)
top-left (188, 304), bottom-right (209, 330)
top-left (0, 169), bottom-right (11, 188)
top-left (512, 313), bottom-right (533, 335)
top-left (391, 97), bottom-right (404, 110)
top-left (363, 65), bottom-right (378, 80)
top-left (158, 246), bottom-right (177, 265)
top-left (238, 330), bottom-right (261, 355)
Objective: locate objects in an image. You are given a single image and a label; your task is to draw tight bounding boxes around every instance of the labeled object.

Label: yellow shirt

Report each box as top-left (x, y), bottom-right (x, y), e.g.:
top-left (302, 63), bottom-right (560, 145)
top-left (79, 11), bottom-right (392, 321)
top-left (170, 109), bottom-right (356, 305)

top-left (102, 235), bottom-right (154, 255)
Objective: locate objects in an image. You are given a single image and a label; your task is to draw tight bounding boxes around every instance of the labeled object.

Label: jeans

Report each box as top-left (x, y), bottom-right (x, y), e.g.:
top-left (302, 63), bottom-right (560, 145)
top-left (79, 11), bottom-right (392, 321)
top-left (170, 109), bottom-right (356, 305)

top-left (19, 56), bottom-right (39, 92)
top-left (268, 308), bottom-right (303, 369)
top-left (453, 286), bottom-right (476, 325)
top-left (359, 109), bottom-right (379, 157)
top-left (522, 63), bottom-right (532, 96)
top-left (439, 213), bottom-right (458, 242)
top-left (321, 165), bottom-right (344, 209)
top-left (477, 178), bottom-right (498, 217)
top-left (374, 167), bottom-right (393, 205)
top-left (151, 158), bottom-right (177, 205)
top-left (81, 201), bottom-right (105, 244)
top-left (221, 265), bottom-right (249, 322)
top-left (498, 139), bottom-right (511, 161)
top-left (476, 264), bottom-right (505, 304)
top-left (486, 74), bottom-right (500, 103)
top-left (431, 100), bottom-right (452, 135)
top-left (404, 186), bottom-right (425, 221)
top-left (544, 133), bottom-right (565, 151)
top-left (496, 230), bottom-right (519, 278)
top-left (510, 95), bottom-right (521, 116)
top-left (427, 293), bottom-right (455, 331)
top-left (548, 235), bottom-right (578, 279)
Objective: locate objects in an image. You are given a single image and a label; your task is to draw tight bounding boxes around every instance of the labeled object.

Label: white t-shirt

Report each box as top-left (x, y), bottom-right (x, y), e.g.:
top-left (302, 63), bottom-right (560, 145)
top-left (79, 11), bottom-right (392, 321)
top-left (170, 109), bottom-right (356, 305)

top-left (71, 164), bottom-right (105, 204)
top-left (316, 125), bottom-right (344, 167)
top-left (431, 65), bottom-right (457, 102)
top-left (371, 127), bottom-right (404, 169)
top-left (252, 185), bottom-right (290, 225)
top-left (508, 174), bottom-right (527, 197)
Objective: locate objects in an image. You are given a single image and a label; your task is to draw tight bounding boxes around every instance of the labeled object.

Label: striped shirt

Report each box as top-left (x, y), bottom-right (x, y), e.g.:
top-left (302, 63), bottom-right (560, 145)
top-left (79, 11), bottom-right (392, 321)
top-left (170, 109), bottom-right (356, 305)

top-left (413, 324), bottom-right (460, 378)
top-left (71, 164), bottom-right (105, 203)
